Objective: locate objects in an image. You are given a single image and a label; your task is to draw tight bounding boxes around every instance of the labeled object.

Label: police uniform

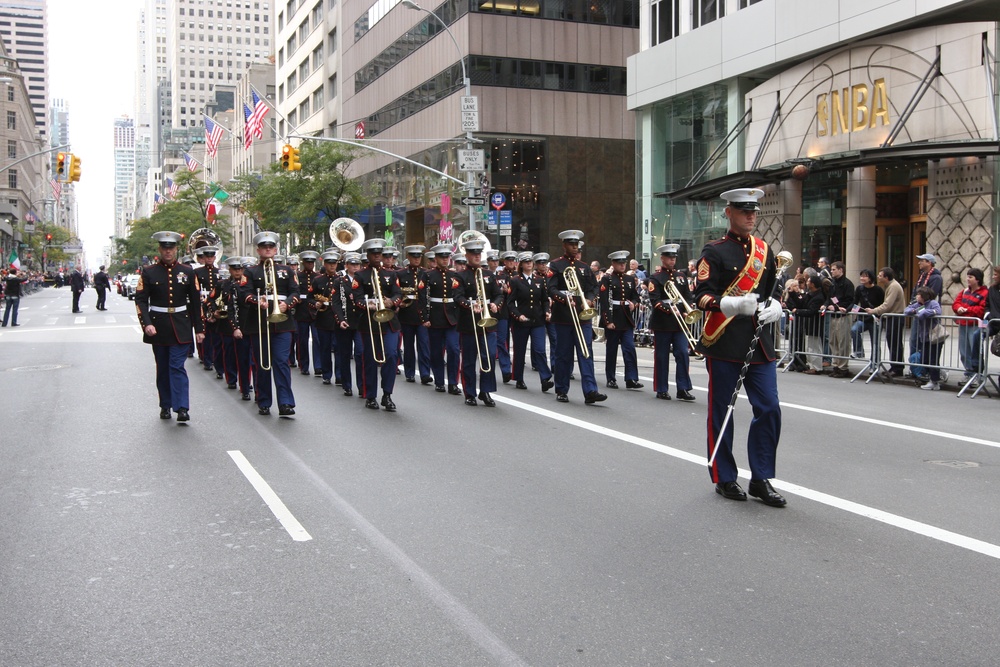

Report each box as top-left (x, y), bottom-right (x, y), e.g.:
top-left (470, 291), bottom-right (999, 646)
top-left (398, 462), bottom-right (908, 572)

top-left (309, 250), bottom-right (342, 384)
top-left (695, 188), bottom-right (785, 506)
top-left (134, 231), bottom-right (204, 421)
top-left (239, 232), bottom-right (299, 416)
top-left (647, 244), bottom-right (696, 401)
top-left (331, 253), bottom-right (364, 397)
top-left (421, 244), bottom-right (465, 393)
top-left (546, 230), bottom-right (605, 404)
top-left (599, 250), bottom-right (643, 389)
top-left (397, 245), bottom-right (432, 384)
top-left (351, 239), bottom-right (403, 410)
top-left (456, 240), bottom-right (503, 406)
top-left (294, 251), bottom-right (323, 375)
top-left (193, 245), bottom-right (223, 375)
top-left (508, 251), bottom-right (554, 391)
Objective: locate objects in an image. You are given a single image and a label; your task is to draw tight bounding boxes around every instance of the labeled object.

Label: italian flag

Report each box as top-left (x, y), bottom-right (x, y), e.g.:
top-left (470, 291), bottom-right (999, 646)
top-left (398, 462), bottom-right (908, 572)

top-left (8, 248), bottom-right (19, 270)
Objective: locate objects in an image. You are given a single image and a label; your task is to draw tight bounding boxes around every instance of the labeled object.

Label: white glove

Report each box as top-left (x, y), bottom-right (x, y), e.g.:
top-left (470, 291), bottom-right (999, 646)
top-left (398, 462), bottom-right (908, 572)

top-left (757, 299), bottom-right (783, 325)
top-left (720, 294), bottom-right (758, 318)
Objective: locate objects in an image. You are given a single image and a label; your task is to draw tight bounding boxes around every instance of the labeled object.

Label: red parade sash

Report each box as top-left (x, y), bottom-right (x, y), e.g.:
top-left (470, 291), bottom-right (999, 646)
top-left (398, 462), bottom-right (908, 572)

top-left (701, 236), bottom-right (768, 346)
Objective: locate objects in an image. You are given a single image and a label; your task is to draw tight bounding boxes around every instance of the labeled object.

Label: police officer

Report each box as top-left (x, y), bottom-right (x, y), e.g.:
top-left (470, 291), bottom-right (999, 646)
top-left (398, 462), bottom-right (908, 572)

top-left (93, 265), bottom-right (111, 310)
top-left (397, 244), bottom-right (432, 384)
top-left (193, 245), bottom-right (223, 376)
top-left (309, 250), bottom-right (342, 385)
top-left (134, 231), bottom-right (205, 422)
top-left (695, 188), bottom-right (785, 507)
top-left (422, 244), bottom-right (465, 394)
top-left (331, 252), bottom-right (364, 397)
top-left (240, 231), bottom-right (299, 416)
top-left (456, 239), bottom-right (503, 406)
top-left (599, 250), bottom-right (643, 391)
top-left (352, 238), bottom-right (403, 411)
top-left (647, 244), bottom-right (696, 401)
top-left (507, 251), bottom-right (554, 391)
top-left (547, 230), bottom-right (606, 405)
top-left (294, 250), bottom-right (322, 376)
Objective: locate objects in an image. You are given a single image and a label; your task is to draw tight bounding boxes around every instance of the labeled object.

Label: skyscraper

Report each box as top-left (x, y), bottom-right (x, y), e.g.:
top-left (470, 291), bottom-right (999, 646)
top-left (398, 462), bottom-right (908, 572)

top-left (0, 0), bottom-right (48, 138)
top-left (114, 116), bottom-right (136, 240)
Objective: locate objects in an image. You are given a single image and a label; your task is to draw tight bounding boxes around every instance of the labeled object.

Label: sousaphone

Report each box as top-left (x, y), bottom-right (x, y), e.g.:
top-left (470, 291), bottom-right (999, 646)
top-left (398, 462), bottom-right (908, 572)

top-left (330, 217), bottom-right (364, 252)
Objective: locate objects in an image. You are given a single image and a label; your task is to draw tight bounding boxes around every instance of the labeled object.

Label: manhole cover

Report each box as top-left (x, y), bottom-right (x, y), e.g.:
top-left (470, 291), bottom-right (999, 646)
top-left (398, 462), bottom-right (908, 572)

top-left (927, 460), bottom-right (980, 469)
top-left (8, 364), bottom-right (68, 372)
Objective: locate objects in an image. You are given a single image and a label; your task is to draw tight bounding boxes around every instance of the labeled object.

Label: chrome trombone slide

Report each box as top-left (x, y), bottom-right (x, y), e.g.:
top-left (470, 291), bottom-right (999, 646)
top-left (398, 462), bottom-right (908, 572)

top-left (471, 267), bottom-right (497, 373)
top-left (256, 287), bottom-right (272, 371)
top-left (663, 280), bottom-right (703, 358)
top-left (366, 266), bottom-right (394, 364)
top-left (563, 266), bottom-right (596, 359)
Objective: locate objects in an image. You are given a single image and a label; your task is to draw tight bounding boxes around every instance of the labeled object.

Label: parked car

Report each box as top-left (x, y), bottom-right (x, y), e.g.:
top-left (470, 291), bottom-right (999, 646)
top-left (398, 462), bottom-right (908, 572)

top-left (125, 274), bottom-right (141, 300)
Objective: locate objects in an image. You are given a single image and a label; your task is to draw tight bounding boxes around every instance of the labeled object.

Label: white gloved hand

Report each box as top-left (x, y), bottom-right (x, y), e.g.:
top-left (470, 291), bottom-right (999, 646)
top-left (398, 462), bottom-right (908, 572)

top-left (757, 299), bottom-right (783, 325)
top-left (720, 294), bottom-right (759, 318)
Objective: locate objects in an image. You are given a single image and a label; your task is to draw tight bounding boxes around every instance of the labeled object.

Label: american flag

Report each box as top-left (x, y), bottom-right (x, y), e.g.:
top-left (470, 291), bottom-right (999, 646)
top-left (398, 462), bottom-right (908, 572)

top-left (154, 192), bottom-right (164, 212)
top-left (248, 90), bottom-right (268, 139)
top-left (50, 178), bottom-right (61, 200)
top-left (165, 178), bottom-right (179, 198)
top-left (203, 115), bottom-right (225, 157)
top-left (242, 103), bottom-right (254, 150)
top-left (183, 152), bottom-right (200, 172)
top-left (25, 210), bottom-right (37, 223)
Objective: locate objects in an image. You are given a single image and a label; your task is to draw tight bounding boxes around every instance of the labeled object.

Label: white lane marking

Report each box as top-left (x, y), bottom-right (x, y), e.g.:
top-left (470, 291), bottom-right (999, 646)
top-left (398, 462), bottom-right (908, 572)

top-left (227, 450), bottom-right (312, 542)
top-left (491, 394), bottom-right (1000, 561)
top-left (73, 316), bottom-right (86, 324)
top-left (252, 435), bottom-right (531, 667)
top-left (635, 373), bottom-right (1000, 450)
top-left (45, 317), bottom-right (58, 325)
top-left (105, 316), bottom-right (117, 323)
top-left (6, 324), bottom-right (141, 333)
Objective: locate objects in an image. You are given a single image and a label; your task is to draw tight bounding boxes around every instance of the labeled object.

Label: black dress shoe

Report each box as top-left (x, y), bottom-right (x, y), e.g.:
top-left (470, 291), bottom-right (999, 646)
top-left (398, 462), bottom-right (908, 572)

top-left (502, 373), bottom-right (512, 384)
top-left (258, 406), bottom-right (271, 415)
top-left (365, 398), bottom-right (379, 410)
top-left (676, 390), bottom-right (695, 402)
top-left (241, 392), bottom-right (251, 401)
top-left (715, 481), bottom-right (747, 501)
top-left (227, 383), bottom-right (237, 389)
top-left (159, 408), bottom-right (171, 419)
top-left (322, 379), bottom-right (332, 385)
top-left (556, 393), bottom-right (569, 403)
top-left (176, 409), bottom-right (190, 422)
top-left (606, 379), bottom-right (619, 389)
top-left (290, 361), bottom-right (297, 368)
top-left (541, 379), bottom-right (554, 393)
top-left (405, 376), bottom-right (415, 383)
top-left (381, 395), bottom-right (396, 412)
top-left (448, 385), bottom-right (461, 395)
top-left (215, 373), bottom-right (223, 380)
top-left (278, 404), bottom-right (295, 416)
top-left (478, 392), bottom-right (496, 407)
top-left (625, 380), bottom-right (644, 389)
top-left (343, 388), bottom-right (353, 397)
top-left (584, 391), bottom-right (607, 404)
top-left (300, 370), bottom-right (310, 376)
top-left (748, 479), bottom-right (787, 507)
top-left (420, 376), bottom-right (433, 385)
top-left (203, 365), bottom-right (214, 371)
top-left (465, 397), bottom-right (478, 406)
top-left (515, 381), bottom-right (528, 390)
top-left (656, 392), bottom-right (672, 400)
top-left (435, 385), bottom-right (446, 393)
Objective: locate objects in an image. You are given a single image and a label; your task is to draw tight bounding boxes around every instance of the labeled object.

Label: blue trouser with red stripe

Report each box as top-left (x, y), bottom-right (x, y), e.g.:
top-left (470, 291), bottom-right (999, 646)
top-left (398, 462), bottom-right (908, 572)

top-left (653, 330), bottom-right (692, 394)
top-left (152, 344), bottom-right (191, 411)
top-left (359, 330), bottom-right (399, 399)
top-left (706, 357), bottom-right (780, 484)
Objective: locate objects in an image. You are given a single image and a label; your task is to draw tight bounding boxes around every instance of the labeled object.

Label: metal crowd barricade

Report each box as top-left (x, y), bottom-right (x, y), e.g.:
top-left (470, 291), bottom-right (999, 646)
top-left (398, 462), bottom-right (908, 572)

top-left (966, 316), bottom-right (998, 398)
top-left (780, 309), bottom-right (877, 379)
top-left (633, 292), bottom-right (653, 347)
top-left (876, 313), bottom-right (988, 395)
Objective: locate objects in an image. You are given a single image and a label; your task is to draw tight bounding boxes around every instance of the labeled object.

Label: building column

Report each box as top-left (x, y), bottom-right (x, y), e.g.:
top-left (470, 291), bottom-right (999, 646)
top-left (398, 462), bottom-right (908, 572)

top-left (846, 166), bottom-right (876, 275)
top-left (779, 179), bottom-right (802, 267)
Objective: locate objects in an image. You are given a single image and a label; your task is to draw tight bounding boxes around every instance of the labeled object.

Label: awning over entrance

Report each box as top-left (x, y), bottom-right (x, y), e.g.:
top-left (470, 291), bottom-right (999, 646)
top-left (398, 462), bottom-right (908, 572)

top-left (661, 140), bottom-right (1000, 202)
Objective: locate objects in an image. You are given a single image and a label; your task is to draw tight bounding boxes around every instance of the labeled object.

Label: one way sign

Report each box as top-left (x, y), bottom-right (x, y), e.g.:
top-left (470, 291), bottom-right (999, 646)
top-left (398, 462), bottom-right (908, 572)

top-left (461, 197), bottom-right (486, 206)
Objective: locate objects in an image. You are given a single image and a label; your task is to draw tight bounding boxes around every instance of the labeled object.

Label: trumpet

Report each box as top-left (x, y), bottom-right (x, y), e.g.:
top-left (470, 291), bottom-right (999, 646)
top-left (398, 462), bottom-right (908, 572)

top-left (563, 266), bottom-right (596, 359)
top-left (257, 258), bottom-right (287, 371)
top-left (662, 280), bottom-right (703, 359)
top-left (471, 267), bottom-right (497, 373)
top-left (213, 290), bottom-right (229, 319)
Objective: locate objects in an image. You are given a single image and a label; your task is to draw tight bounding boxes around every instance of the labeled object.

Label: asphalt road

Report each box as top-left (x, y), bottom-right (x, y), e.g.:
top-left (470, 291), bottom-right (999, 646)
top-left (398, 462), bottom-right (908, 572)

top-left (2, 286), bottom-right (998, 666)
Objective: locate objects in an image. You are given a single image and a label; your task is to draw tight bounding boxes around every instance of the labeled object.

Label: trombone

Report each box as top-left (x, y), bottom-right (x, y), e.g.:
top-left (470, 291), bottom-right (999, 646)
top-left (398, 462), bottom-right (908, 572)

top-left (563, 266), bottom-right (596, 359)
top-left (662, 280), bottom-right (703, 359)
top-left (471, 267), bottom-right (497, 372)
top-left (256, 258), bottom-right (287, 371)
top-left (366, 266), bottom-right (396, 364)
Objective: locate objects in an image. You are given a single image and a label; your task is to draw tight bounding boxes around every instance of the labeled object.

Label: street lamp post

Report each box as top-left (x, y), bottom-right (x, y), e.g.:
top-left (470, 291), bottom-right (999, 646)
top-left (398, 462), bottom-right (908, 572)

top-left (401, 0), bottom-right (480, 231)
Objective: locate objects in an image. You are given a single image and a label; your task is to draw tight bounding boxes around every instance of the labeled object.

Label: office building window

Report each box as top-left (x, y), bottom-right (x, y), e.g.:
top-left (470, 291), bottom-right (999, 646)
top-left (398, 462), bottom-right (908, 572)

top-left (693, 0), bottom-right (724, 28)
top-left (7, 139), bottom-right (15, 159)
top-left (650, 0), bottom-right (679, 45)
top-left (6, 110), bottom-right (14, 130)
top-left (7, 168), bottom-right (16, 189)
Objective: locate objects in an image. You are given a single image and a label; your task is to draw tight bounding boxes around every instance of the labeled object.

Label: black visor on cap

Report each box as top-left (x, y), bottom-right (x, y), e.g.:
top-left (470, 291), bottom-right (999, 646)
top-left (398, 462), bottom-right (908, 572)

top-left (729, 201), bottom-right (760, 211)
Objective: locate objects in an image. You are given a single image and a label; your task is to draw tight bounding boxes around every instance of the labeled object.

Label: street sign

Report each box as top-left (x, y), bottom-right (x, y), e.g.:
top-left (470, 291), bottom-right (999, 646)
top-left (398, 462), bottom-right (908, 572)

top-left (461, 96), bottom-right (478, 112)
top-left (62, 244), bottom-right (84, 254)
top-left (461, 111), bottom-right (479, 132)
top-left (458, 149), bottom-right (484, 172)
top-left (355, 121), bottom-right (365, 139)
top-left (461, 197), bottom-right (486, 206)
top-left (499, 210), bottom-right (512, 237)
top-left (491, 192), bottom-right (506, 209)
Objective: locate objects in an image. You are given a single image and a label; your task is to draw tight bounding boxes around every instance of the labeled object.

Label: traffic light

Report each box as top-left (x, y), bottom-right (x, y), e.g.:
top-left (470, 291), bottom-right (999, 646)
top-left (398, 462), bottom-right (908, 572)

top-left (45, 233), bottom-right (52, 242)
top-left (56, 153), bottom-right (67, 181)
top-left (288, 145), bottom-right (301, 171)
top-left (69, 155), bottom-right (82, 182)
top-left (280, 144), bottom-right (301, 171)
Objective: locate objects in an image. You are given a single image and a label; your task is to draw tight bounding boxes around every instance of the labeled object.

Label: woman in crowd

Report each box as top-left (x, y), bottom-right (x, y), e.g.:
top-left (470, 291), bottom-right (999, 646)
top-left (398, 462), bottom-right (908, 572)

top-left (904, 286), bottom-right (944, 391)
